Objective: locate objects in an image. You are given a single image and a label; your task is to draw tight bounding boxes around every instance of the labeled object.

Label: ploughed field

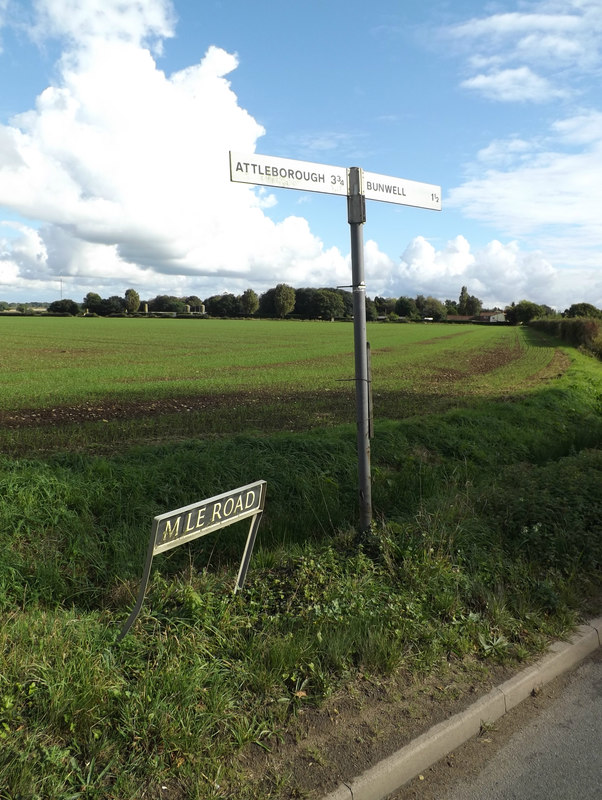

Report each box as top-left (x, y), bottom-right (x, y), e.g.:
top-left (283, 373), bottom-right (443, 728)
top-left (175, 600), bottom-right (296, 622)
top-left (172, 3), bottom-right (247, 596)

top-left (0, 317), bottom-right (565, 451)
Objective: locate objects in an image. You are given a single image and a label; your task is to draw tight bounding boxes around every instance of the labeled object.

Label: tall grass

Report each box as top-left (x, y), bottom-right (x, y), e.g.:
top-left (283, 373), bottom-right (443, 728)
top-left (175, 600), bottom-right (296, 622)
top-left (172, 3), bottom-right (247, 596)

top-left (0, 444), bottom-right (599, 798)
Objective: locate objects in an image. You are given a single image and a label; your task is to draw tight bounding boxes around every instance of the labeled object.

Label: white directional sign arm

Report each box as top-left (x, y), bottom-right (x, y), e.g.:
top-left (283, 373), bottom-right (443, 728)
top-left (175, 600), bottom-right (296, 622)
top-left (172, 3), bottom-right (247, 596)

top-left (363, 170), bottom-right (441, 210)
top-left (230, 152), bottom-right (441, 211)
top-left (230, 152), bottom-right (348, 196)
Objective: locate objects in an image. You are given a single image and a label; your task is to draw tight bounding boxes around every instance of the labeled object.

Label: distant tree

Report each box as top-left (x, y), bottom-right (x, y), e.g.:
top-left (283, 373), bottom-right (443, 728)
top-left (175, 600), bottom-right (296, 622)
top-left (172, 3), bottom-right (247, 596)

top-left (203, 295), bottom-right (219, 316)
top-left (395, 296), bottom-right (419, 319)
top-left (83, 292), bottom-right (103, 314)
top-left (314, 288), bottom-right (345, 319)
top-left (48, 298), bottom-right (80, 315)
top-left (505, 300), bottom-right (543, 325)
top-left (185, 295), bottom-right (203, 309)
top-left (457, 286), bottom-right (470, 314)
top-left (445, 299), bottom-right (459, 314)
top-left (124, 288), bottom-right (140, 313)
top-left (239, 288), bottom-right (259, 316)
top-left (458, 286), bottom-right (482, 316)
top-left (204, 293), bottom-right (238, 317)
top-left (415, 295), bottom-right (427, 314)
top-left (148, 295), bottom-right (187, 313)
top-left (336, 289), bottom-right (354, 317)
top-left (564, 302), bottom-right (601, 318)
top-left (99, 295), bottom-right (127, 315)
top-left (294, 288), bottom-right (319, 318)
top-left (273, 283), bottom-right (296, 318)
top-left (373, 296), bottom-right (397, 316)
top-left (464, 294), bottom-right (482, 316)
top-left (539, 304), bottom-right (559, 318)
top-left (422, 296), bottom-right (447, 321)
top-left (293, 287), bottom-right (353, 319)
top-left (258, 288), bottom-right (276, 317)
top-left (219, 293), bottom-right (239, 316)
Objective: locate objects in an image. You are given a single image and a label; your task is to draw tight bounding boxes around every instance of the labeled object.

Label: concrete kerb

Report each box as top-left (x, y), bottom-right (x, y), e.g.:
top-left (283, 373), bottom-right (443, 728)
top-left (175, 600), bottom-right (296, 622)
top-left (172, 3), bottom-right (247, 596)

top-left (321, 615), bottom-right (602, 800)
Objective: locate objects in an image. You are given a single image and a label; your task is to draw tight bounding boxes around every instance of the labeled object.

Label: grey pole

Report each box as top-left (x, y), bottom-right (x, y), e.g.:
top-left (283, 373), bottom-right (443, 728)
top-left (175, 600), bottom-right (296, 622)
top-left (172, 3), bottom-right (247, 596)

top-left (347, 167), bottom-right (372, 531)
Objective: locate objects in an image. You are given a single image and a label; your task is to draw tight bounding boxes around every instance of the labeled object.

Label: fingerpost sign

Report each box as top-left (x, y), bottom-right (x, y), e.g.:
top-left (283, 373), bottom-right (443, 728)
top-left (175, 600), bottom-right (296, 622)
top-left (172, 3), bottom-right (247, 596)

top-left (230, 151), bottom-right (441, 530)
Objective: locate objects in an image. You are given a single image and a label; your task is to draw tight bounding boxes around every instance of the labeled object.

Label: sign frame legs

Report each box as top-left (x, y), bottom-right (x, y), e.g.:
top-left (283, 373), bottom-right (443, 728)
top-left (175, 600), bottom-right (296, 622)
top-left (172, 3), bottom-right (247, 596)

top-left (116, 525), bottom-right (157, 642)
top-left (234, 508), bottom-right (264, 593)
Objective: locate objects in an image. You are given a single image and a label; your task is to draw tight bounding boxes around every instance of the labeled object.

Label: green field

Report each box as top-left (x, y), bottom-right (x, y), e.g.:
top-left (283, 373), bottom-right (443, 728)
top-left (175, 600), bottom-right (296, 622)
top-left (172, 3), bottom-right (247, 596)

top-left (1, 317), bottom-right (561, 453)
top-left (0, 317), bottom-right (600, 799)
top-left (0, 317), bottom-right (554, 406)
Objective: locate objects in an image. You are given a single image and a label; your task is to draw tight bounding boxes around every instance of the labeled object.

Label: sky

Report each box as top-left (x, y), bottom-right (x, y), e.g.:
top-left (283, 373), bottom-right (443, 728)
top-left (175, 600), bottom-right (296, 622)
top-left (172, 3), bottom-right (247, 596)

top-left (0, 0), bottom-right (601, 310)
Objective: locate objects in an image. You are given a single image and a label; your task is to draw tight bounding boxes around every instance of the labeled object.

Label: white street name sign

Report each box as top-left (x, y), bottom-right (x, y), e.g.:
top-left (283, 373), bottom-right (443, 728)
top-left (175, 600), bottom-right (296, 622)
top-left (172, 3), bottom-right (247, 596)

top-left (230, 151), bottom-right (348, 197)
top-left (153, 481), bottom-right (265, 554)
top-left (117, 480), bottom-right (267, 640)
top-left (363, 170), bottom-right (441, 211)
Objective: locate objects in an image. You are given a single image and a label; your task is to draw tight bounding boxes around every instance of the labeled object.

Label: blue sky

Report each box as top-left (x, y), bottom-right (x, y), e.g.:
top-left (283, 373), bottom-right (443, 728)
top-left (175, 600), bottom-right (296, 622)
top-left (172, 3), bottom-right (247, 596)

top-left (1, 0), bottom-right (601, 309)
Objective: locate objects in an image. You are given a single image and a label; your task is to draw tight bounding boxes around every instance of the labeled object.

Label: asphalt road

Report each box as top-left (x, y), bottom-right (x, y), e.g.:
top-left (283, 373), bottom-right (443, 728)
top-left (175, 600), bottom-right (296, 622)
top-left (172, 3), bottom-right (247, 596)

top-left (393, 648), bottom-right (602, 800)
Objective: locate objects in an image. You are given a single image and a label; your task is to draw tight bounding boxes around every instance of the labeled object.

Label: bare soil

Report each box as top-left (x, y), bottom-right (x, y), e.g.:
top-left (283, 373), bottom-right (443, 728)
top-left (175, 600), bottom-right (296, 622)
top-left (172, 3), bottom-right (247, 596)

top-left (0, 392), bottom-right (262, 428)
top-left (235, 657), bottom-right (522, 799)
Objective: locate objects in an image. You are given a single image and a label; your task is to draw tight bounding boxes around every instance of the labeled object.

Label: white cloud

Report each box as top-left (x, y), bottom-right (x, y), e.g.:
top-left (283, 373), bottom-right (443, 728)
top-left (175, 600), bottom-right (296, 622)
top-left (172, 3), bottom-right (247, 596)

top-left (391, 235), bottom-right (481, 301)
top-left (476, 137), bottom-right (533, 166)
top-left (0, 221), bottom-right (48, 280)
top-left (446, 1), bottom-right (602, 102)
top-left (450, 10), bottom-right (582, 40)
top-left (514, 31), bottom-right (583, 64)
top-left (364, 239), bottom-right (396, 286)
top-left (460, 67), bottom-right (566, 103)
top-left (390, 235), bottom-right (599, 311)
top-left (551, 109), bottom-right (602, 144)
top-left (31, 0), bottom-right (175, 51)
top-left (448, 109), bottom-right (602, 252)
top-left (0, 1), bottom-right (352, 301)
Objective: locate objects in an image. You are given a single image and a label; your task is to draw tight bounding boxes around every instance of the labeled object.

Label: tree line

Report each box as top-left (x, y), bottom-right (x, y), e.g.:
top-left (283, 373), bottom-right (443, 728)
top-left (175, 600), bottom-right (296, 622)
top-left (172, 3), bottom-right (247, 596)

top-left (4, 286), bottom-right (601, 323)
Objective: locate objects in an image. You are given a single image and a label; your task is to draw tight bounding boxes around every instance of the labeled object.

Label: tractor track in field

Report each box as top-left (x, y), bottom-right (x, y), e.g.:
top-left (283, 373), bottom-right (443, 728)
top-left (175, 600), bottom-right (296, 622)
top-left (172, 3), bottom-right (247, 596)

top-left (0, 392), bottom-right (266, 429)
top-left (0, 346), bottom-right (570, 432)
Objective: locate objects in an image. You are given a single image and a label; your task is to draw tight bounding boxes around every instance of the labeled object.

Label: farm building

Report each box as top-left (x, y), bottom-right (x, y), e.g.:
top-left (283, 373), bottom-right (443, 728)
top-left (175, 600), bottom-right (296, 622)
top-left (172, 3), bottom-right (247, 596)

top-left (478, 311), bottom-right (507, 323)
top-left (447, 311), bottom-right (506, 324)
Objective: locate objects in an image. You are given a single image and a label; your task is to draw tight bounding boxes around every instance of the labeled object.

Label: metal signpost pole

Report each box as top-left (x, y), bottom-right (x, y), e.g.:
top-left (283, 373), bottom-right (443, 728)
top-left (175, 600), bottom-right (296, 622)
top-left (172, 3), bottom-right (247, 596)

top-left (347, 167), bottom-right (372, 531)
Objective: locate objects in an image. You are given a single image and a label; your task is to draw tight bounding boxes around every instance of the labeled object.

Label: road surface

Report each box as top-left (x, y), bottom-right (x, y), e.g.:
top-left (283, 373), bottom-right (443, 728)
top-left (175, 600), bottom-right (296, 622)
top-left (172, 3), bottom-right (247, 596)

top-left (393, 648), bottom-right (602, 800)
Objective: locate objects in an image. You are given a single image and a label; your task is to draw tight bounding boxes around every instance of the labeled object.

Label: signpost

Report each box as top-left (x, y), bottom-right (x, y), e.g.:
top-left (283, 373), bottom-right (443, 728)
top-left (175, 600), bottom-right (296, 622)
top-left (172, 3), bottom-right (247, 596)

top-left (117, 480), bottom-right (267, 640)
top-left (230, 151), bottom-right (441, 530)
